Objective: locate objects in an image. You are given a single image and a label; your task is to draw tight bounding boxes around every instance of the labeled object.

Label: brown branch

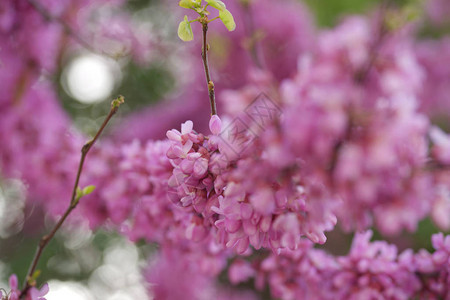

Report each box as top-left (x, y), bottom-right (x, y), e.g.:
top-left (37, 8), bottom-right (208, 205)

top-left (327, 118), bottom-right (353, 188)
top-left (242, 2), bottom-right (264, 69)
top-left (19, 96), bottom-right (124, 298)
top-left (201, 21), bottom-right (217, 116)
top-left (425, 160), bottom-right (450, 171)
top-left (355, 0), bottom-right (390, 83)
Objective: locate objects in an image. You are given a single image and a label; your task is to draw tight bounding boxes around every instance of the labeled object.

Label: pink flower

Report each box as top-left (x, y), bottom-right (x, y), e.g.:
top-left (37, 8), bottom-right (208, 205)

top-left (28, 284), bottom-right (49, 300)
top-left (209, 115), bottom-right (222, 135)
top-left (229, 259), bottom-right (255, 284)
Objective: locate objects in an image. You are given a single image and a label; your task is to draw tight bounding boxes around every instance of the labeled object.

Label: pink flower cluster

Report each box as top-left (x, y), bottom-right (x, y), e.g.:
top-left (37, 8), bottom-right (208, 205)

top-left (0, 0), bottom-right (156, 215)
top-left (1, 0), bottom-right (450, 298)
top-left (164, 114), bottom-right (338, 253)
top-left (426, 0), bottom-right (450, 26)
top-left (228, 230), bottom-right (450, 299)
top-left (0, 84), bottom-right (83, 216)
top-left (219, 15), bottom-right (448, 236)
top-left (0, 274), bottom-right (48, 300)
top-left (146, 246), bottom-right (257, 300)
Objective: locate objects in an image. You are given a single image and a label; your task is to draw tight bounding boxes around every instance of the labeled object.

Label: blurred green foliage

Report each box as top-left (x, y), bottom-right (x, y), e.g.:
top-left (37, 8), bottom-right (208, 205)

top-left (118, 62), bottom-right (175, 111)
top-left (303, 0), bottom-right (379, 27)
top-left (303, 0), bottom-right (428, 27)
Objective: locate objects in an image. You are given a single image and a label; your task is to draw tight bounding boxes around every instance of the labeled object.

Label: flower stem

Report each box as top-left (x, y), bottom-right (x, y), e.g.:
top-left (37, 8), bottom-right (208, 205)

top-left (208, 16), bottom-right (220, 23)
top-left (201, 21), bottom-right (217, 116)
top-left (19, 96), bottom-right (124, 298)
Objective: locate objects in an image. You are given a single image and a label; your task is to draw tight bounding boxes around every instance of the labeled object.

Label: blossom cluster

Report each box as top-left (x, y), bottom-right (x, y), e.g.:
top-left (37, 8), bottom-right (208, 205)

top-left (0, 0), bottom-right (155, 214)
top-left (231, 230), bottom-right (450, 300)
top-left (1, 0), bottom-right (450, 299)
top-left (0, 274), bottom-right (48, 300)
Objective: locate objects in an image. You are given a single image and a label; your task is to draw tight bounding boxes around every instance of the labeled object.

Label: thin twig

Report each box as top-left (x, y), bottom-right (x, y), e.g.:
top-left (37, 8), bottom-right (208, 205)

top-left (425, 160), bottom-right (450, 171)
top-left (327, 117), bottom-right (353, 188)
top-left (19, 96), bottom-right (124, 298)
top-left (355, 0), bottom-right (390, 83)
top-left (201, 21), bottom-right (217, 116)
top-left (242, 2), bottom-right (264, 69)
top-left (329, 1), bottom-right (391, 183)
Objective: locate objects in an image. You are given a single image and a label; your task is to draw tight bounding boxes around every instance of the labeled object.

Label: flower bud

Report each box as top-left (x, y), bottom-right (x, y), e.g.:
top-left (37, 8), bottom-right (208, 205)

top-left (209, 114), bottom-right (222, 135)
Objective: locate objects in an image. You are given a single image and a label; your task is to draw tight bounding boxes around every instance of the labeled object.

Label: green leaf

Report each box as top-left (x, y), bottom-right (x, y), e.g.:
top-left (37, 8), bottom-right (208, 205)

top-left (27, 270), bottom-right (41, 285)
top-left (403, 4), bottom-right (421, 22)
top-left (82, 185), bottom-right (96, 196)
top-left (76, 187), bottom-right (83, 200)
top-left (179, 0), bottom-right (191, 8)
top-left (178, 16), bottom-right (194, 42)
top-left (32, 270), bottom-right (41, 280)
top-left (219, 9), bottom-right (235, 31)
top-left (206, 0), bottom-right (226, 11)
top-left (179, 0), bottom-right (201, 9)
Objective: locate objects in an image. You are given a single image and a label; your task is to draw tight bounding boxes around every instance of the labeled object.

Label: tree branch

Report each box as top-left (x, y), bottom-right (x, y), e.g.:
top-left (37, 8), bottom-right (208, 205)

top-left (201, 21), bottom-right (217, 116)
top-left (19, 96), bottom-right (124, 298)
top-left (355, 0), bottom-right (390, 83)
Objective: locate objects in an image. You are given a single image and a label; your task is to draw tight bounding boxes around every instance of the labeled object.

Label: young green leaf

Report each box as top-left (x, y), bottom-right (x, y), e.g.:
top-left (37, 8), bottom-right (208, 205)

top-left (178, 15), bottom-right (194, 41)
top-left (179, 0), bottom-right (201, 9)
top-left (206, 0), bottom-right (226, 11)
top-left (82, 185), bottom-right (96, 196)
top-left (31, 270), bottom-right (41, 281)
top-left (75, 187), bottom-right (83, 200)
top-left (179, 0), bottom-right (192, 8)
top-left (219, 9), bottom-right (236, 31)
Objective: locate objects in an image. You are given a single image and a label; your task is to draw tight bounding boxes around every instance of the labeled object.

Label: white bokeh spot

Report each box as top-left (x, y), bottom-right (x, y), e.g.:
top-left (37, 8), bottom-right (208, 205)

top-left (63, 54), bottom-right (121, 104)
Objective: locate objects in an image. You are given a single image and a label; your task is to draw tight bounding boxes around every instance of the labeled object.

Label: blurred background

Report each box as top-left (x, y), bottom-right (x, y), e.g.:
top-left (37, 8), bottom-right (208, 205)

top-left (0, 0), bottom-right (449, 299)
